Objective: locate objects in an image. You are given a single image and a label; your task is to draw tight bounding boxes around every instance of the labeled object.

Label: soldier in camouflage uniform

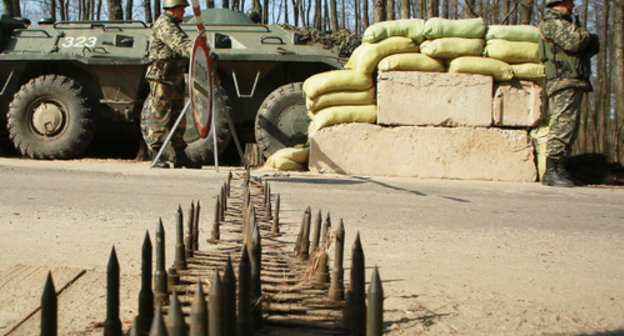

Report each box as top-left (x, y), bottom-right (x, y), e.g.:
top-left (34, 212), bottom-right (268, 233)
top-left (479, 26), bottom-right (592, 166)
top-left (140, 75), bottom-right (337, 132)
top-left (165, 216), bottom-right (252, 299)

top-left (538, 0), bottom-right (599, 186)
top-left (145, 0), bottom-right (201, 168)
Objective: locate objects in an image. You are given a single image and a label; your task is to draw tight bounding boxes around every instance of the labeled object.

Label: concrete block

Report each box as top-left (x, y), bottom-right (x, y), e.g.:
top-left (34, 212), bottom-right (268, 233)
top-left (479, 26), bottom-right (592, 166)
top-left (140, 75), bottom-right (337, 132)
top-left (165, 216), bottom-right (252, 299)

top-left (309, 123), bottom-right (536, 182)
top-left (377, 71), bottom-right (493, 127)
top-left (493, 80), bottom-right (544, 127)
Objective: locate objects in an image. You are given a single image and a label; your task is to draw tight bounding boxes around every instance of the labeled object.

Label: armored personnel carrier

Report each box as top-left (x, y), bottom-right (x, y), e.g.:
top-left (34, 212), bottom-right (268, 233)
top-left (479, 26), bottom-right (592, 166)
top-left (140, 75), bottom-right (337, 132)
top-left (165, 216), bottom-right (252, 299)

top-left (0, 9), bottom-right (346, 163)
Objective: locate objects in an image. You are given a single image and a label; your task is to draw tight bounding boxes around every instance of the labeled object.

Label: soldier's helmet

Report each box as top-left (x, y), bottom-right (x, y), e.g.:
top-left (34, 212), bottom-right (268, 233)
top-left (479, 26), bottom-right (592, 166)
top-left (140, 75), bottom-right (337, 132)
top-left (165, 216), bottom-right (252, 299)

top-left (545, 0), bottom-right (572, 7)
top-left (163, 0), bottom-right (189, 9)
top-left (246, 8), bottom-right (261, 23)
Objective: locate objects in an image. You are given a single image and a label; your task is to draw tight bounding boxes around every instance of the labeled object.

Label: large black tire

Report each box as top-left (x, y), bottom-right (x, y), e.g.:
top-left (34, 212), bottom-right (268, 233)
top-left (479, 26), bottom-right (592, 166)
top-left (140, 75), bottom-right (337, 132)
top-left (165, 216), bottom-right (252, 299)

top-left (254, 82), bottom-right (310, 158)
top-left (140, 82), bottom-right (232, 165)
top-left (7, 75), bottom-right (96, 159)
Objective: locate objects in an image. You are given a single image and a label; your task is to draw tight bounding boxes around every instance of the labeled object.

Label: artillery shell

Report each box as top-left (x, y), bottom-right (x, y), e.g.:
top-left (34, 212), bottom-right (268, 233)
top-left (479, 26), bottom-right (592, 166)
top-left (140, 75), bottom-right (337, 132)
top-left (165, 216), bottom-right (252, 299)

top-left (138, 231), bottom-right (154, 336)
top-left (271, 194), bottom-right (280, 235)
top-left (104, 247), bottom-right (122, 336)
top-left (148, 304), bottom-right (168, 336)
top-left (41, 272), bottom-right (56, 336)
top-left (329, 220), bottom-right (345, 303)
top-left (154, 219), bottom-right (169, 306)
top-left (185, 202), bottom-right (195, 259)
top-left (168, 292), bottom-right (186, 336)
top-left (237, 248), bottom-right (251, 336)
top-left (366, 266), bottom-right (384, 336)
top-left (209, 270), bottom-right (223, 336)
top-left (174, 206), bottom-right (187, 271)
top-left (190, 280), bottom-right (208, 336)
top-left (223, 257), bottom-right (236, 336)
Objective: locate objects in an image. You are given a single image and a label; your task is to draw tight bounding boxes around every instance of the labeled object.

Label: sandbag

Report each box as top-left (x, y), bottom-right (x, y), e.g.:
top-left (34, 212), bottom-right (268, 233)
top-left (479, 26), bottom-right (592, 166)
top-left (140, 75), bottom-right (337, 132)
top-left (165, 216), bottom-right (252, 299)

top-left (263, 146), bottom-right (309, 171)
top-left (303, 70), bottom-right (374, 99)
top-left (447, 56), bottom-right (514, 81)
top-left (310, 105), bottom-right (377, 131)
top-left (345, 36), bottom-right (420, 74)
top-left (484, 39), bottom-right (539, 63)
top-left (362, 19), bottom-right (426, 43)
top-left (511, 63), bottom-right (546, 81)
top-left (420, 37), bottom-right (484, 59)
top-left (306, 87), bottom-right (376, 113)
top-left (377, 52), bottom-right (445, 72)
top-left (485, 25), bottom-right (540, 42)
top-left (423, 17), bottom-right (486, 39)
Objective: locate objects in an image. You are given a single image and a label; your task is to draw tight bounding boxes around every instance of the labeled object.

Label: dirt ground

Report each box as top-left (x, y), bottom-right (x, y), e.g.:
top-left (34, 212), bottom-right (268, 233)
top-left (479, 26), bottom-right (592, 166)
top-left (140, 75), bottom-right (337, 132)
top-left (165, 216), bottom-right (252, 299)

top-left (0, 158), bottom-right (623, 335)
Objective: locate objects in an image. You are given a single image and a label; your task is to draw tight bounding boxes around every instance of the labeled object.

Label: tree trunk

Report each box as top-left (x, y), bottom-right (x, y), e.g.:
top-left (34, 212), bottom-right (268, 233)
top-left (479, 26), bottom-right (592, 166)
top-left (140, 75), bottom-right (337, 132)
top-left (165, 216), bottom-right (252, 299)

top-left (428, 0), bottom-right (438, 18)
top-left (284, 0), bottom-right (289, 24)
top-left (518, 0), bottom-right (533, 25)
top-left (354, 0), bottom-right (360, 33)
top-left (154, 0), bottom-right (161, 21)
top-left (612, 0), bottom-right (624, 162)
top-left (374, 0), bottom-right (385, 22)
top-left (143, 0), bottom-right (152, 23)
top-left (107, 0), bottom-right (123, 19)
top-left (11, 0), bottom-right (21, 17)
top-left (341, 0), bottom-right (345, 28)
top-left (330, 0), bottom-right (338, 30)
top-left (313, 0), bottom-right (322, 29)
top-left (323, 0), bottom-right (329, 30)
top-left (464, 0), bottom-right (476, 18)
top-left (580, 0), bottom-right (588, 27)
top-left (363, 0), bottom-right (369, 30)
top-left (3, 0), bottom-right (15, 17)
top-left (125, 0), bottom-right (133, 20)
top-left (291, 0), bottom-right (299, 26)
top-left (441, 0), bottom-right (448, 18)
top-left (263, 0), bottom-right (268, 23)
top-left (399, 0), bottom-right (408, 18)
top-left (385, 0), bottom-right (394, 20)
top-left (222, 0), bottom-right (228, 9)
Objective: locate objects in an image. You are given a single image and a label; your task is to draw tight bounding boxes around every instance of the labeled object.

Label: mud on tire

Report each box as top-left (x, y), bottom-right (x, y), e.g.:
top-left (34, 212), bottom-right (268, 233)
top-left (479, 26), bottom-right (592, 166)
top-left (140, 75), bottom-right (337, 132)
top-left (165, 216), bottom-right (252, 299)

top-left (7, 74), bottom-right (96, 159)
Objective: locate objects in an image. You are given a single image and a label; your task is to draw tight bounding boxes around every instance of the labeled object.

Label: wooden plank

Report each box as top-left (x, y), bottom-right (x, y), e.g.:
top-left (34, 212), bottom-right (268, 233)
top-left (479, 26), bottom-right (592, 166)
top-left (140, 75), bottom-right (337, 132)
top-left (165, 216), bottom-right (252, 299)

top-left (0, 264), bottom-right (85, 336)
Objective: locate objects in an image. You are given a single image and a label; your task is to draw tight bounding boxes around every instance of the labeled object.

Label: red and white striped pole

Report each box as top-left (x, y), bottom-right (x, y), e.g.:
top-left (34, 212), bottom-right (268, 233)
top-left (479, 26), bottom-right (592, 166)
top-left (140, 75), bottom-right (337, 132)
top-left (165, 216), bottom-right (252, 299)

top-left (189, 0), bottom-right (207, 42)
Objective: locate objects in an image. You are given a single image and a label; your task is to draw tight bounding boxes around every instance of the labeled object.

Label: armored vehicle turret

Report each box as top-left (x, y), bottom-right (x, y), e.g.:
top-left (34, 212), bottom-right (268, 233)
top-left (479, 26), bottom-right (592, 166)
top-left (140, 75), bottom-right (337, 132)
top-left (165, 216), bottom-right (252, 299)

top-left (0, 9), bottom-right (346, 162)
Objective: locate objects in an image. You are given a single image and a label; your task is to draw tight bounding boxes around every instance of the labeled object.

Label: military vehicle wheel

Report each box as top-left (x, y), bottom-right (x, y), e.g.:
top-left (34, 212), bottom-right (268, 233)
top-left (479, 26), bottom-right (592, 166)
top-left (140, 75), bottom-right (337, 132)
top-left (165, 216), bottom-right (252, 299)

top-left (7, 75), bottom-right (96, 159)
top-left (254, 82), bottom-right (309, 158)
top-left (140, 83), bottom-right (232, 165)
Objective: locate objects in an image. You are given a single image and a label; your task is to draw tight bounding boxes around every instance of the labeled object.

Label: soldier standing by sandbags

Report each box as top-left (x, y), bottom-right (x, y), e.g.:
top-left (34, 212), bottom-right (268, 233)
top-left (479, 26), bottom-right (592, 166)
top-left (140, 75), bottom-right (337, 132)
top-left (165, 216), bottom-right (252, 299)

top-left (538, 0), bottom-right (599, 186)
top-left (144, 0), bottom-right (202, 169)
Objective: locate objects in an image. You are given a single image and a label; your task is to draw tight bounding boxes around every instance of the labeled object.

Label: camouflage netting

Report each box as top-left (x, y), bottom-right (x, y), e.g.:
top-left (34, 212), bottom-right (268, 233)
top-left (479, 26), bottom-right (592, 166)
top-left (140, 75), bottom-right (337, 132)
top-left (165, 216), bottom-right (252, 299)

top-left (280, 25), bottom-right (362, 58)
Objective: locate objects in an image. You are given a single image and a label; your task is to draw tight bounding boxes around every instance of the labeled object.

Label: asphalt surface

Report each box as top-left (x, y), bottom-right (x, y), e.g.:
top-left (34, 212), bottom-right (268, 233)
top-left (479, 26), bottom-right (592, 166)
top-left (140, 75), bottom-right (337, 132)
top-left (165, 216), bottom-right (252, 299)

top-left (0, 158), bottom-right (623, 335)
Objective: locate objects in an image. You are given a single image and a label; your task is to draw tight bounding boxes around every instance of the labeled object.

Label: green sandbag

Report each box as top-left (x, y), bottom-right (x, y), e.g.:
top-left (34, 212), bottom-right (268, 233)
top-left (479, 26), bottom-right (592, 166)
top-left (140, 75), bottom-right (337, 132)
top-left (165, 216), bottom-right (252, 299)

top-left (511, 63), bottom-right (545, 81)
top-left (303, 70), bottom-right (374, 99)
top-left (377, 53), bottom-right (445, 72)
top-left (310, 105), bottom-right (377, 131)
top-left (484, 39), bottom-right (539, 63)
top-left (423, 17), bottom-right (486, 39)
top-left (345, 36), bottom-right (420, 74)
top-left (306, 87), bottom-right (376, 113)
top-left (420, 37), bottom-right (484, 59)
top-left (447, 56), bottom-right (514, 81)
top-left (485, 25), bottom-right (540, 42)
top-left (362, 19), bottom-right (426, 43)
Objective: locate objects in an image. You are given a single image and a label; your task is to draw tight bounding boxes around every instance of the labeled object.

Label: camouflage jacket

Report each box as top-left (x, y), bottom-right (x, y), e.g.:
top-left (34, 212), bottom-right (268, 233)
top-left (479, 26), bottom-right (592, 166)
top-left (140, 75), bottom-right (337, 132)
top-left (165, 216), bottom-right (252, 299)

top-left (148, 12), bottom-right (192, 66)
top-left (538, 8), bottom-right (597, 95)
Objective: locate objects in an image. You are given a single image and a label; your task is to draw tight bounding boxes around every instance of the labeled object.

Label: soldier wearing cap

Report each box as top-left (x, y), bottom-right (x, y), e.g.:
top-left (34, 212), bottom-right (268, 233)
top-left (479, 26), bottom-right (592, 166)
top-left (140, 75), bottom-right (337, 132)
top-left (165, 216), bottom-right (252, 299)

top-left (144, 0), bottom-right (201, 168)
top-left (538, 0), bottom-right (599, 186)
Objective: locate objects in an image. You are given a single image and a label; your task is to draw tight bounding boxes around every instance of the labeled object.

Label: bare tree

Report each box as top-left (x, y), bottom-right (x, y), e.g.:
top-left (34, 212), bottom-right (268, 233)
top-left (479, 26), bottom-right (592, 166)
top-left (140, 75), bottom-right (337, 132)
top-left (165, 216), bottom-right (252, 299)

top-left (263, 0), bottom-right (268, 22)
top-left (108, 0), bottom-right (123, 19)
top-left (125, 0), bottom-right (132, 20)
top-left (313, 0), bottom-right (321, 28)
top-left (442, 0), bottom-right (448, 18)
top-left (207, 0), bottom-right (215, 8)
top-left (374, 0), bottom-right (384, 22)
top-left (143, 0), bottom-right (152, 23)
top-left (385, 0), bottom-right (394, 20)
top-left (284, 0), bottom-right (289, 24)
top-left (153, 0), bottom-right (161, 21)
top-left (399, 0), bottom-right (408, 18)
top-left (330, 0), bottom-right (338, 30)
top-left (49, 0), bottom-right (57, 21)
top-left (428, 0), bottom-right (438, 17)
top-left (517, 0), bottom-right (533, 24)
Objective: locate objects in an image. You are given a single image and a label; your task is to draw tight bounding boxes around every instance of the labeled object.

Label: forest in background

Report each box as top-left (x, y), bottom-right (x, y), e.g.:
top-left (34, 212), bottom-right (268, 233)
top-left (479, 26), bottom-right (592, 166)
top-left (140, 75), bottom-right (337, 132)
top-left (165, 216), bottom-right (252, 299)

top-left (2, 0), bottom-right (623, 165)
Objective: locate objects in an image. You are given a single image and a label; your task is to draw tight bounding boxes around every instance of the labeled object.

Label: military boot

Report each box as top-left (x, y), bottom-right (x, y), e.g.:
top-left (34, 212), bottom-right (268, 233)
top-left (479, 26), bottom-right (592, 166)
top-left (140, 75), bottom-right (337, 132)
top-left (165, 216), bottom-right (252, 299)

top-left (556, 158), bottom-right (584, 186)
top-left (173, 147), bottom-right (202, 169)
top-left (150, 146), bottom-right (170, 169)
top-left (542, 157), bottom-right (574, 187)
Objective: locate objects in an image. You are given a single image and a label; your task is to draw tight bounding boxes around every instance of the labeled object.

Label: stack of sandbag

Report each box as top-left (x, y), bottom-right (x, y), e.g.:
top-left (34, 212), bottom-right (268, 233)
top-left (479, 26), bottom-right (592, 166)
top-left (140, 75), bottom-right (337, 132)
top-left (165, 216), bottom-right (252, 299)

top-left (303, 69), bottom-right (377, 132)
top-left (263, 146), bottom-right (310, 171)
top-left (484, 25), bottom-right (545, 81)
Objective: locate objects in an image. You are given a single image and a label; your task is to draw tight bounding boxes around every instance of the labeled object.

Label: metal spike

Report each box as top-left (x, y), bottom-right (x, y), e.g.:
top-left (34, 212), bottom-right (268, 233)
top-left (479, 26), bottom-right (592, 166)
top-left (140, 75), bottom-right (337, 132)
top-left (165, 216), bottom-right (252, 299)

top-left (193, 200), bottom-right (201, 251)
top-left (322, 211), bottom-right (332, 239)
top-left (312, 251), bottom-right (330, 287)
top-left (226, 171), bottom-right (232, 197)
top-left (190, 280), bottom-right (208, 336)
top-left (128, 317), bottom-right (139, 336)
top-left (154, 219), bottom-right (169, 306)
top-left (329, 220), bottom-right (345, 303)
top-left (310, 209), bottom-right (322, 256)
top-left (185, 202), bottom-right (195, 259)
top-left (251, 224), bottom-right (262, 330)
top-left (148, 304), bottom-right (168, 336)
top-left (209, 270), bottom-right (223, 336)
top-left (220, 187), bottom-right (226, 222)
top-left (222, 257), bottom-right (236, 336)
top-left (138, 231), bottom-right (154, 336)
top-left (105, 246), bottom-right (122, 336)
top-left (299, 208), bottom-right (311, 260)
top-left (264, 183), bottom-right (271, 219)
top-left (294, 207), bottom-right (310, 255)
top-left (41, 272), bottom-right (56, 336)
top-left (271, 194), bottom-right (280, 235)
top-left (237, 248), bottom-right (251, 336)
top-left (168, 292), bottom-right (186, 336)
top-left (174, 206), bottom-right (187, 271)
top-left (350, 232), bottom-right (366, 335)
top-left (366, 266), bottom-right (384, 336)
top-left (210, 197), bottom-right (220, 243)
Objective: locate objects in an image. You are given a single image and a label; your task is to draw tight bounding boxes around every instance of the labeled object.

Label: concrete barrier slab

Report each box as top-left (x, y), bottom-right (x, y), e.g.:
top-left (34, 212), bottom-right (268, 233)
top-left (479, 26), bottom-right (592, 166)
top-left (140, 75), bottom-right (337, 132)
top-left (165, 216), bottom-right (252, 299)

top-left (377, 71), bottom-right (493, 127)
top-left (493, 80), bottom-right (544, 127)
top-left (309, 123), bottom-right (537, 182)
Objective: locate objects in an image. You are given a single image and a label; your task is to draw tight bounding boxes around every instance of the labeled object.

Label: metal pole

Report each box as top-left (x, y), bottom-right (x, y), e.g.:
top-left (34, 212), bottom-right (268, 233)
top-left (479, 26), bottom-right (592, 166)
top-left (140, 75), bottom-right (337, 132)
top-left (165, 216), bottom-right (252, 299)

top-left (151, 100), bottom-right (191, 168)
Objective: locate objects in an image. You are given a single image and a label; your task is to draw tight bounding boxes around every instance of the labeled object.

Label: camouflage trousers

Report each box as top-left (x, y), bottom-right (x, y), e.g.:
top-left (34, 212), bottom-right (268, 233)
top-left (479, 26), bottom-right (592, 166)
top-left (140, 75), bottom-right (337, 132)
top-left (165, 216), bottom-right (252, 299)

top-left (546, 87), bottom-right (584, 159)
top-left (145, 80), bottom-right (186, 150)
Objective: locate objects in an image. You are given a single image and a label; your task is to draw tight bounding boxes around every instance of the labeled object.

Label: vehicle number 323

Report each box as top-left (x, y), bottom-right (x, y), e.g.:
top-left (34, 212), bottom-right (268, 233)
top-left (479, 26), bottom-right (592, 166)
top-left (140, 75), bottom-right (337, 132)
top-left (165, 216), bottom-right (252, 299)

top-left (61, 36), bottom-right (97, 48)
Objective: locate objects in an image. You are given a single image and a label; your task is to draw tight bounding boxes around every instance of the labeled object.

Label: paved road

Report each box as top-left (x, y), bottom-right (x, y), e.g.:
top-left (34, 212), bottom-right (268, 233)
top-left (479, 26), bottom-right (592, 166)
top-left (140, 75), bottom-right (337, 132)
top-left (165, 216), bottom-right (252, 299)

top-left (0, 158), bottom-right (623, 335)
